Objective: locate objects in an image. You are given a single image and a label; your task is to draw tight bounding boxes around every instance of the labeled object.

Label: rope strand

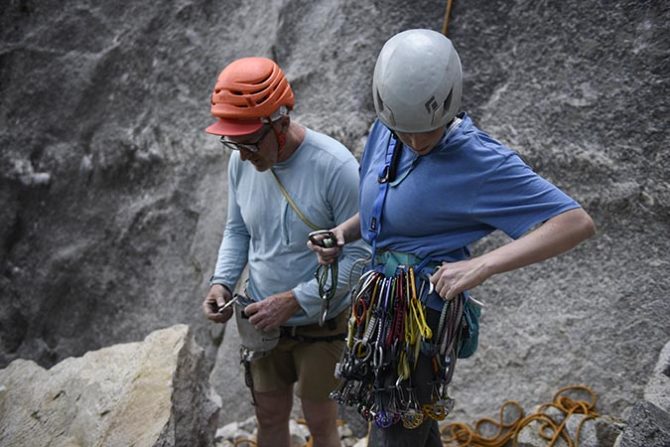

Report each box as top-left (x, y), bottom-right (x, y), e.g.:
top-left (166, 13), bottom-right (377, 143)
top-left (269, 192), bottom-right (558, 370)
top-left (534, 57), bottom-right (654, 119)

top-left (440, 385), bottom-right (599, 447)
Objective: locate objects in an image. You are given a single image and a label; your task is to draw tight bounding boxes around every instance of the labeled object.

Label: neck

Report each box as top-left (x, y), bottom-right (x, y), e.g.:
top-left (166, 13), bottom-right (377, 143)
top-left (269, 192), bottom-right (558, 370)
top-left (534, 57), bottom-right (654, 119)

top-left (277, 122), bottom-right (305, 163)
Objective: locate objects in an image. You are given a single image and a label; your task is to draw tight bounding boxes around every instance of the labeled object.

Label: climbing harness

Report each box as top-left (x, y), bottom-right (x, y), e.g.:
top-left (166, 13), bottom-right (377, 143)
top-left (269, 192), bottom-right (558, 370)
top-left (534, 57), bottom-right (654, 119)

top-left (441, 385), bottom-right (601, 447)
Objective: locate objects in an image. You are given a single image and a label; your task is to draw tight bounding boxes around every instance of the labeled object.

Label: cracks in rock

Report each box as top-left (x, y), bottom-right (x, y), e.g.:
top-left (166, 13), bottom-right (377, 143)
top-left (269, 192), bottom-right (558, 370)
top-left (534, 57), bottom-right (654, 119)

top-left (3, 211), bottom-right (23, 258)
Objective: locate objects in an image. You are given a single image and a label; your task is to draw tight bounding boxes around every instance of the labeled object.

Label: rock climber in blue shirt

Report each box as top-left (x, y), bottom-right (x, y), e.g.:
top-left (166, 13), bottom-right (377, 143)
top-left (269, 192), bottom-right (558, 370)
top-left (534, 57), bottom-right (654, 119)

top-left (309, 29), bottom-right (595, 447)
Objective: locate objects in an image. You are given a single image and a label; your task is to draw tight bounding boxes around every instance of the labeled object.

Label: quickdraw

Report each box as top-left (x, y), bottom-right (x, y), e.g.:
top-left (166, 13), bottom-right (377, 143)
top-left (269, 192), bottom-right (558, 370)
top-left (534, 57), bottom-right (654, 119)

top-left (331, 265), bottom-right (466, 429)
top-left (309, 230), bottom-right (339, 326)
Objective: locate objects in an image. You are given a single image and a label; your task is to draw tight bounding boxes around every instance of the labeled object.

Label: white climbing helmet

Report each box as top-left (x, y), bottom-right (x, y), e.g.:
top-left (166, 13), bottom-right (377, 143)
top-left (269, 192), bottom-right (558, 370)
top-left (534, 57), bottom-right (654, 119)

top-left (372, 29), bottom-right (462, 133)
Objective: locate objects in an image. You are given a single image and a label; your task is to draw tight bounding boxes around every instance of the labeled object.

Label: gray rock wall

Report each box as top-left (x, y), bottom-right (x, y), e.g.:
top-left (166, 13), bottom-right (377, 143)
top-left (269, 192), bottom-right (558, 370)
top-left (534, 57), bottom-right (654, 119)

top-left (1, 0), bottom-right (668, 427)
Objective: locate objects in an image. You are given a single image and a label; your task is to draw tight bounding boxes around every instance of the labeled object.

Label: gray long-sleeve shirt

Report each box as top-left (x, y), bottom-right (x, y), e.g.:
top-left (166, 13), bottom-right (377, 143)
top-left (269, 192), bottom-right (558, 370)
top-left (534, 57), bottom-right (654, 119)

top-left (211, 128), bottom-right (370, 326)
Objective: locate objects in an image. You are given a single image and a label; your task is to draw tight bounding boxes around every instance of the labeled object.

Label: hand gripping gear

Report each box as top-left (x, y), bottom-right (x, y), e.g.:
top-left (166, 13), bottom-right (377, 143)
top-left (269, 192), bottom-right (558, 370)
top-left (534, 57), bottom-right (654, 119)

top-left (234, 293), bottom-right (280, 356)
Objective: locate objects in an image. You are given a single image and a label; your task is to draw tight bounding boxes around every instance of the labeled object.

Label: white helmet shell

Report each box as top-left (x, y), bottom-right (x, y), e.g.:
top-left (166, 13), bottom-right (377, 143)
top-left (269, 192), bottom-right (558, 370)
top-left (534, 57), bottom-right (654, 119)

top-left (373, 29), bottom-right (462, 133)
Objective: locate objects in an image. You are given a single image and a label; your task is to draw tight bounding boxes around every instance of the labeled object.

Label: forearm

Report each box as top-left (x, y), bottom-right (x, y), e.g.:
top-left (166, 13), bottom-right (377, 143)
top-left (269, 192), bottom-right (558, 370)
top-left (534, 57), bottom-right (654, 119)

top-left (211, 227), bottom-right (249, 288)
top-left (337, 213), bottom-right (362, 244)
top-left (481, 208), bottom-right (596, 277)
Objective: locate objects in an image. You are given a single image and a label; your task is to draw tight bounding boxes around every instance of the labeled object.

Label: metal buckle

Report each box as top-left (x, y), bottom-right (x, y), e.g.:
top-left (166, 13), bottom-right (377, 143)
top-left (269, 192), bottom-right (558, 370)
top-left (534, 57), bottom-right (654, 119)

top-left (378, 165), bottom-right (391, 183)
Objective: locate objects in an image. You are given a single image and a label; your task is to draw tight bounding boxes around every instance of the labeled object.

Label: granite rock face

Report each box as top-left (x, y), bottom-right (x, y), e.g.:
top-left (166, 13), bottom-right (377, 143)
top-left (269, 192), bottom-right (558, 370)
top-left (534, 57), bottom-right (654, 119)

top-left (0, 324), bottom-right (221, 446)
top-left (644, 339), bottom-right (670, 414)
top-left (615, 401), bottom-right (670, 447)
top-left (612, 341), bottom-right (670, 447)
top-left (516, 415), bottom-right (624, 447)
top-left (1, 0), bottom-right (669, 432)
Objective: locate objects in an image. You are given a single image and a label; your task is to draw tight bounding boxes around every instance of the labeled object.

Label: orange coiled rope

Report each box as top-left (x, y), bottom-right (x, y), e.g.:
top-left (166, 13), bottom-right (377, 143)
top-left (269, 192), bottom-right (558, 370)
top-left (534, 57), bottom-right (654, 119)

top-left (440, 385), bottom-right (599, 447)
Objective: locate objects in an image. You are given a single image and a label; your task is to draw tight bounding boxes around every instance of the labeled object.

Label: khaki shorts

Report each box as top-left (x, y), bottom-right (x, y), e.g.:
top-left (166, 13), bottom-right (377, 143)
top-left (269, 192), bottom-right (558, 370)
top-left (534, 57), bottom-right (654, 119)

top-left (249, 310), bottom-right (348, 401)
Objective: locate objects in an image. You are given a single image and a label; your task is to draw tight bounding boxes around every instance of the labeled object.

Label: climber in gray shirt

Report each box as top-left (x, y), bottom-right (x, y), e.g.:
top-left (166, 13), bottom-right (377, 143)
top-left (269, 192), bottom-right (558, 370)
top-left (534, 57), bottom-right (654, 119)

top-left (201, 56), bottom-right (369, 447)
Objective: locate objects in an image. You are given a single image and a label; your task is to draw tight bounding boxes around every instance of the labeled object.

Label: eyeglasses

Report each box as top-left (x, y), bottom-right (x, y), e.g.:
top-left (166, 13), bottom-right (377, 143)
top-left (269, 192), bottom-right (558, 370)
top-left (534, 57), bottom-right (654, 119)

top-left (219, 125), bottom-right (272, 153)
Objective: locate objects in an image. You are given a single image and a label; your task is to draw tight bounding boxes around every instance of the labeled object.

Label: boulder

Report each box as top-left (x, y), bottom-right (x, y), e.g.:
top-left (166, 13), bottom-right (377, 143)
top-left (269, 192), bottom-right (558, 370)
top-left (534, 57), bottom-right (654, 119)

top-left (614, 401), bottom-right (670, 447)
top-left (516, 414), bottom-right (623, 447)
top-left (0, 325), bottom-right (220, 446)
top-left (645, 339), bottom-right (670, 414)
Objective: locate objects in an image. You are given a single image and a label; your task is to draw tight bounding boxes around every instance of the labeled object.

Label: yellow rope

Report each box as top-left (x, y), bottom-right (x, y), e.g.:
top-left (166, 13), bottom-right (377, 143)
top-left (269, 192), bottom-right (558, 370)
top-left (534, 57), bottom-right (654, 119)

top-left (442, 0), bottom-right (454, 36)
top-left (440, 385), bottom-right (599, 447)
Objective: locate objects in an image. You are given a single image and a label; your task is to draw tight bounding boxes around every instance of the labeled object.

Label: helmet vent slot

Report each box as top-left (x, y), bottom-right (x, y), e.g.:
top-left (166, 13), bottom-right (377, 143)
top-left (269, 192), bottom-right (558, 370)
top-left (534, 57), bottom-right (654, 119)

top-left (376, 89), bottom-right (384, 110)
top-left (442, 89), bottom-right (453, 116)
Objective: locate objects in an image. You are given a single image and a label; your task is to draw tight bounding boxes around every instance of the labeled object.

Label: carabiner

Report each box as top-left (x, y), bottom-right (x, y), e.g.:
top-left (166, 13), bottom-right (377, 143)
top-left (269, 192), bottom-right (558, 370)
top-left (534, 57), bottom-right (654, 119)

top-left (373, 345), bottom-right (384, 370)
top-left (308, 229), bottom-right (336, 248)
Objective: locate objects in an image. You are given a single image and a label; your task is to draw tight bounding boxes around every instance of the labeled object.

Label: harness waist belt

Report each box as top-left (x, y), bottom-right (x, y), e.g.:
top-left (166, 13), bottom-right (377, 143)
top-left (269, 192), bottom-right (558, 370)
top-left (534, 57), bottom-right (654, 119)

top-left (279, 328), bottom-right (347, 343)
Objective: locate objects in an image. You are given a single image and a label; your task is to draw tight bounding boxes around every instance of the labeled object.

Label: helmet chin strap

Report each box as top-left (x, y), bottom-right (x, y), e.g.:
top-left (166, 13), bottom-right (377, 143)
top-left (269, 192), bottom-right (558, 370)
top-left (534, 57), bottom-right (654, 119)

top-left (272, 114), bottom-right (293, 152)
top-left (277, 132), bottom-right (287, 151)
top-left (272, 126), bottom-right (286, 162)
top-left (272, 125), bottom-right (287, 157)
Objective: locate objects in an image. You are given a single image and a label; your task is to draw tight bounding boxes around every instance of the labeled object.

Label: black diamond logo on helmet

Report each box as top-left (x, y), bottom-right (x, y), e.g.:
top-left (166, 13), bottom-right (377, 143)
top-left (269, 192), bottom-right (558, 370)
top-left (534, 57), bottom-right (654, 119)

top-left (424, 96), bottom-right (438, 113)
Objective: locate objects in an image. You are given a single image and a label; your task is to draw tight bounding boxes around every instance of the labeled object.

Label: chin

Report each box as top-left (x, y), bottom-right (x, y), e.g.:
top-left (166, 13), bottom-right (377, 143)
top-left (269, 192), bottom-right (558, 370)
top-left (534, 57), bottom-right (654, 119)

top-left (411, 147), bottom-right (433, 156)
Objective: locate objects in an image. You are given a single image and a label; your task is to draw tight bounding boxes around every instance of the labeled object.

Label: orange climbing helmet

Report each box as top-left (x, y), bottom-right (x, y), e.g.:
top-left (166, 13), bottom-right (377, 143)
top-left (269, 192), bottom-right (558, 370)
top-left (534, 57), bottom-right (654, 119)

top-left (206, 57), bottom-right (295, 136)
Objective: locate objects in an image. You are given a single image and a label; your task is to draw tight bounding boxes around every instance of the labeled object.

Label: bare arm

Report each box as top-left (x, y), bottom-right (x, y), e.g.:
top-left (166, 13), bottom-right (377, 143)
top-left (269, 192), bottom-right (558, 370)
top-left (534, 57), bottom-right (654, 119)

top-left (431, 208), bottom-right (596, 300)
top-left (307, 212), bottom-right (362, 264)
top-left (338, 212), bottom-right (362, 244)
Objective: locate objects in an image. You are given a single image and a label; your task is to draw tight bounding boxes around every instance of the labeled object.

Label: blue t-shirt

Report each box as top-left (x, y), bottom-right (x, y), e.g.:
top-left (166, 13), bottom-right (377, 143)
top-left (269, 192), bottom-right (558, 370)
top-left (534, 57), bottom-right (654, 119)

top-left (359, 114), bottom-right (580, 264)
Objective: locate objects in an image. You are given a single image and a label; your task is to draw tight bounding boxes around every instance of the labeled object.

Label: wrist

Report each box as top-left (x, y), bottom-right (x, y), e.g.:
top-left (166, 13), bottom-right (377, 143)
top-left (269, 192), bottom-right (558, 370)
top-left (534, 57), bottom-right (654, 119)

top-left (209, 275), bottom-right (231, 288)
top-left (285, 290), bottom-right (302, 313)
top-left (478, 253), bottom-right (499, 279)
top-left (340, 224), bottom-right (357, 245)
top-left (337, 214), bottom-right (361, 245)
top-left (210, 283), bottom-right (232, 296)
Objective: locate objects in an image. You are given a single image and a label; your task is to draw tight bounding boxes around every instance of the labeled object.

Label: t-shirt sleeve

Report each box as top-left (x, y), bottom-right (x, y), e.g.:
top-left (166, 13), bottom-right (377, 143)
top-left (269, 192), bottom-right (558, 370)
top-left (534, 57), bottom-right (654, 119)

top-left (470, 154), bottom-right (581, 239)
top-left (211, 154), bottom-right (250, 288)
